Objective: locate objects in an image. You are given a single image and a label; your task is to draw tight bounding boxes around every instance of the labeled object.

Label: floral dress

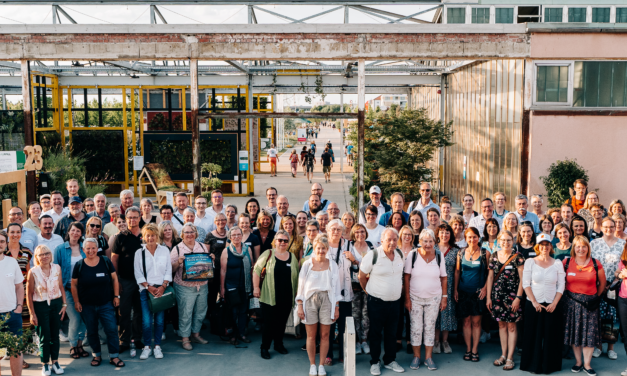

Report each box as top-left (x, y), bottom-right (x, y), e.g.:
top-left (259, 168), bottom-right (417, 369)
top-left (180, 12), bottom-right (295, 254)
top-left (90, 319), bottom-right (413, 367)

top-left (591, 237), bottom-right (626, 324)
top-left (488, 250), bottom-right (524, 323)
top-left (435, 244), bottom-right (460, 331)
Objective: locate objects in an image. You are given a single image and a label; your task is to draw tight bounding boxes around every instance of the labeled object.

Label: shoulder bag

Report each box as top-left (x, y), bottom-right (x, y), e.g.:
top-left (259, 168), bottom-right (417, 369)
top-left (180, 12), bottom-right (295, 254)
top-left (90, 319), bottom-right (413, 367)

top-left (142, 248), bottom-right (177, 313)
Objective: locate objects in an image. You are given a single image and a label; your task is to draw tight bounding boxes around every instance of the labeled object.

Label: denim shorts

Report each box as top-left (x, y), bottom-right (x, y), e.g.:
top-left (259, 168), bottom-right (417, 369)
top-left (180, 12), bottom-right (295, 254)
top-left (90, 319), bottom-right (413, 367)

top-left (0, 310), bottom-right (23, 335)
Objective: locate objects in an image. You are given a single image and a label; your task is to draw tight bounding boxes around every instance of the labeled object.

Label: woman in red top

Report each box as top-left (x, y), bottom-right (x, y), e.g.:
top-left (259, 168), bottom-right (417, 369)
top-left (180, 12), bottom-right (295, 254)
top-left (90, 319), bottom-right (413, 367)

top-left (562, 235), bottom-right (606, 376)
top-left (616, 242), bottom-right (627, 376)
top-left (289, 149), bottom-right (300, 178)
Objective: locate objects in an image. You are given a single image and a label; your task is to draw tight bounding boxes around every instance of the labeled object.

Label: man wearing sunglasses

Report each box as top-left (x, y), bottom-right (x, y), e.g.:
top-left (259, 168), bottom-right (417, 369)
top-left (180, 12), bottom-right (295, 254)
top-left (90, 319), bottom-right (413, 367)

top-left (53, 197), bottom-right (89, 240)
top-left (407, 182), bottom-right (440, 227)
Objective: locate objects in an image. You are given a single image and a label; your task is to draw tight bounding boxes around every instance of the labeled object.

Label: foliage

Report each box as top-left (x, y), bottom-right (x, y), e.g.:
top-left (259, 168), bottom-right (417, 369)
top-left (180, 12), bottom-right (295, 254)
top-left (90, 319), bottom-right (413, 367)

top-left (71, 98), bottom-right (125, 128)
top-left (0, 183), bottom-right (18, 223)
top-left (35, 131), bottom-right (62, 160)
top-left (540, 159), bottom-right (590, 208)
top-left (348, 108), bottom-right (454, 210)
top-left (201, 163), bottom-right (223, 201)
top-left (149, 139), bottom-right (232, 175)
top-left (0, 314), bottom-right (37, 358)
top-left (42, 148), bottom-right (107, 198)
top-left (72, 131), bottom-right (125, 181)
top-left (0, 110), bottom-right (25, 151)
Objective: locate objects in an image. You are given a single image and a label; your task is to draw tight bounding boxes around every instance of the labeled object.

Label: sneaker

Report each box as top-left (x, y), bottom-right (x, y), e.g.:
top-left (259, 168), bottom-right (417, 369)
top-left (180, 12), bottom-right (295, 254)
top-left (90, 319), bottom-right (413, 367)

top-left (433, 341), bottom-right (441, 354)
top-left (370, 362), bottom-right (382, 376)
top-left (361, 342), bottom-right (371, 354)
top-left (140, 347), bottom-right (152, 360)
top-left (442, 342), bottom-right (452, 354)
top-left (301, 343), bottom-right (308, 351)
top-left (309, 364), bottom-right (318, 376)
top-left (608, 350), bottom-right (618, 360)
top-left (410, 357), bottom-right (421, 370)
top-left (424, 358), bottom-right (438, 371)
top-left (621, 367), bottom-right (627, 376)
top-left (58, 331), bottom-right (69, 343)
top-left (356, 342), bottom-right (362, 355)
top-left (592, 348), bottom-right (602, 358)
top-left (318, 365), bottom-right (327, 376)
top-left (583, 368), bottom-right (596, 376)
top-left (571, 364), bottom-right (583, 373)
top-left (384, 361), bottom-right (405, 373)
top-left (42, 364), bottom-right (51, 376)
top-left (153, 346), bottom-right (163, 359)
top-left (51, 362), bottom-right (64, 375)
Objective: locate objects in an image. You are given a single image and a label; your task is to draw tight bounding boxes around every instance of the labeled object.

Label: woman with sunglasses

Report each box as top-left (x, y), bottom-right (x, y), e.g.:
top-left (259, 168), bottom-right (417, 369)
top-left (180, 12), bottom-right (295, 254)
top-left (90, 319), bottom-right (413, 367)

top-left (85, 216), bottom-right (109, 258)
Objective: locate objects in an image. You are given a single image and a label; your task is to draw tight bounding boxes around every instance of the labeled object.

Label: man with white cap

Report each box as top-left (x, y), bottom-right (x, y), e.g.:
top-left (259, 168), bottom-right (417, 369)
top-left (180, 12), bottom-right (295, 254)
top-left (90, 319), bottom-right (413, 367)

top-left (359, 186), bottom-right (391, 225)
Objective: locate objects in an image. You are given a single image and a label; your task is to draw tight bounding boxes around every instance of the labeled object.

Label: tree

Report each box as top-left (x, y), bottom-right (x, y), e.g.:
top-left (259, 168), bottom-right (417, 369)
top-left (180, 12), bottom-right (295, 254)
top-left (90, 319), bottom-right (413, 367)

top-left (348, 107), bottom-right (453, 210)
top-left (540, 159), bottom-right (590, 208)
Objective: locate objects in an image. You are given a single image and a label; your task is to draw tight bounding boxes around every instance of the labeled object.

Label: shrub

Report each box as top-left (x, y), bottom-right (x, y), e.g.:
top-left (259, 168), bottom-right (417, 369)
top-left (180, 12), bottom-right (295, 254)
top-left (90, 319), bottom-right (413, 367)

top-left (42, 148), bottom-right (107, 198)
top-left (0, 313), bottom-right (37, 359)
top-left (540, 159), bottom-right (589, 208)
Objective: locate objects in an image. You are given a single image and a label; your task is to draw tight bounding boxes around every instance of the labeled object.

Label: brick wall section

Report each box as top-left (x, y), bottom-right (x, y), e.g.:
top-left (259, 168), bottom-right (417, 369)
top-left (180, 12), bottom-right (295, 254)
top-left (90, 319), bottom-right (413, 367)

top-left (0, 32), bottom-right (530, 60)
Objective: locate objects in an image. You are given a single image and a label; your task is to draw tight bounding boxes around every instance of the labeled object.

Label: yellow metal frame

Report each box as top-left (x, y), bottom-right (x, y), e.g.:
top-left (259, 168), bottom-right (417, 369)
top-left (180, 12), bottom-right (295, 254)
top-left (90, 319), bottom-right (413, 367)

top-left (30, 79), bottom-right (278, 197)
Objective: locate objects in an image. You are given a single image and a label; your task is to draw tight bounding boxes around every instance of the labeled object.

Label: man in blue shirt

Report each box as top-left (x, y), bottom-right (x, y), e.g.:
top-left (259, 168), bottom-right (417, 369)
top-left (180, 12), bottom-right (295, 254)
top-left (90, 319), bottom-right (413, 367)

top-left (514, 194), bottom-right (540, 234)
top-left (379, 192), bottom-right (409, 226)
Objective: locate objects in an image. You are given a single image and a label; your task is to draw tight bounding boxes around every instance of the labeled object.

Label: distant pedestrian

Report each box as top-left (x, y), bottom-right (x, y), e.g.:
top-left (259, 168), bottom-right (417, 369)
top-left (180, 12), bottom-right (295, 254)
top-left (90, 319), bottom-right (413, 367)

top-left (267, 144), bottom-right (279, 177)
top-left (289, 149), bottom-right (299, 178)
top-left (321, 148), bottom-right (333, 184)
top-left (300, 147), bottom-right (308, 176)
top-left (303, 149), bottom-right (316, 184)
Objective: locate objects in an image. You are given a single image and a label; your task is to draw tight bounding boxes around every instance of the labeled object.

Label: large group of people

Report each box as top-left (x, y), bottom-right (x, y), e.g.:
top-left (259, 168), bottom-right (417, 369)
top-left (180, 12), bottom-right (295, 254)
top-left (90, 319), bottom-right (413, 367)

top-left (2, 177), bottom-right (627, 376)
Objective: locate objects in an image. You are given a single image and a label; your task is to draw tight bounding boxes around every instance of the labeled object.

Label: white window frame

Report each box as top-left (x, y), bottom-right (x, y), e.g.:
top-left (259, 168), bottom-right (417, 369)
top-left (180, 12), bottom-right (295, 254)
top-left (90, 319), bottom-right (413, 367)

top-left (542, 6), bottom-right (566, 23)
top-left (444, 6), bottom-right (467, 24)
top-left (493, 5), bottom-right (517, 24)
top-left (470, 6), bottom-right (491, 24)
top-left (532, 60), bottom-right (574, 107)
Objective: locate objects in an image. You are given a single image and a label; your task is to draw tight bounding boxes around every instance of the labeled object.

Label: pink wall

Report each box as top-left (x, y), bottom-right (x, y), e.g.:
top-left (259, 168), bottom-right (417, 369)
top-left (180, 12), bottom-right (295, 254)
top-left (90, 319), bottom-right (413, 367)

top-left (531, 33), bottom-right (627, 59)
top-left (529, 114), bottom-right (627, 210)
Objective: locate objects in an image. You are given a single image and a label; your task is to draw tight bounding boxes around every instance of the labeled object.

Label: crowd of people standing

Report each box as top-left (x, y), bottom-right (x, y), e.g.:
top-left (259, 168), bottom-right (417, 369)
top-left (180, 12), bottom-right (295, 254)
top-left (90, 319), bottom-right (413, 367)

top-left (1, 177), bottom-right (627, 376)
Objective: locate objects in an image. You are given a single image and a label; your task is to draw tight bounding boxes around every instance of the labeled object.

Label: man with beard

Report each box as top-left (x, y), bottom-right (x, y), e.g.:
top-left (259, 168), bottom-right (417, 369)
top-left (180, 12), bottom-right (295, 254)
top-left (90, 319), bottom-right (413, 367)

top-left (307, 194), bottom-right (323, 219)
top-left (302, 183), bottom-right (330, 213)
top-left (37, 215), bottom-right (64, 252)
top-left (53, 197), bottom-right (89, 239)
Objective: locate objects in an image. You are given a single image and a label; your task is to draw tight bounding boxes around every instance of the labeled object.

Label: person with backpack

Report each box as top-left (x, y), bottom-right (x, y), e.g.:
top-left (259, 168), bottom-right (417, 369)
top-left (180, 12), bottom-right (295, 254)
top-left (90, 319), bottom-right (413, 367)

top-left (302, 150), bottom-right (316, 184)
top-left (562, 236), bottom-right (606, 376)
top-left (358, 228), bottom-right (406, 375)
top-left (397, 226), bottom-right (415, 354)
top-left (349, 224), bottom-right (374, 356)
top-left (289, 149), bottom-right (300, 178)
top-left (454, 227), bottom-right (491, 363)
top-left (71, 238), bottom-right (125, 368)
top-left (403, 229), bottom-right (447, 371)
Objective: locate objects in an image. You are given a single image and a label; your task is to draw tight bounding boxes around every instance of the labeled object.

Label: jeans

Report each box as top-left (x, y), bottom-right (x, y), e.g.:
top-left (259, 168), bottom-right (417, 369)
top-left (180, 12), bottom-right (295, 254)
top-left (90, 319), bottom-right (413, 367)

top-left (64, 288), bottom-right (86, 347)
top-left (140, 290), bottom-right (165, 346)
top-left (367, 295), bottom-right (400, 366)
top-left (118, 277), bottom-right (143, 347)
top-left (260, 301), bottom-right (292, 350)
top-left (80, 301), bottom-right (119, 359)
top-left (230, 300), bottom-right (249, 339)
top-left (0, 310), bottom-right (22, 335)
top-left (328, 301), bottom-right (352, 360)
top-left (34, 298), bottom-right (62, 363)
top-left (617, 296), bottom-right (627, 355)
top-left (174, 284), bottom-right (208, 338)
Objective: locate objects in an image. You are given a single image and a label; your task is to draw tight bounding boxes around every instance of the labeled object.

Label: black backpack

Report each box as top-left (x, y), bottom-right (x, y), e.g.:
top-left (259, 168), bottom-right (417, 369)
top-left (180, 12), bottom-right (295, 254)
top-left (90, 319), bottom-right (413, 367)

top-left (411, 250), bottom-right (442, 269)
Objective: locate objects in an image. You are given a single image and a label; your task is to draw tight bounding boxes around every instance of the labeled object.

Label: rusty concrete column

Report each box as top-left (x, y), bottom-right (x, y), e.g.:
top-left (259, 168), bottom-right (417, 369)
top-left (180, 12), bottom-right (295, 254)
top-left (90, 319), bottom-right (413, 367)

top-left (357, 59), bottom-right (365, 209)
top-left (190, 59), bottom-right (201, 197)
top-left (21, 61), bottom-right (36, 203)
top-left (340, 92), bottom-right (344, 174)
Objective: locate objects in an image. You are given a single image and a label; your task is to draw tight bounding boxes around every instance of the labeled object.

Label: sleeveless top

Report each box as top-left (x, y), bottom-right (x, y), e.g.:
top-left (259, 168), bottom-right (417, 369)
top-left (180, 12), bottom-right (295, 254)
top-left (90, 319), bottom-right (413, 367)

top-left (31, 264), bottom-right (63, 304)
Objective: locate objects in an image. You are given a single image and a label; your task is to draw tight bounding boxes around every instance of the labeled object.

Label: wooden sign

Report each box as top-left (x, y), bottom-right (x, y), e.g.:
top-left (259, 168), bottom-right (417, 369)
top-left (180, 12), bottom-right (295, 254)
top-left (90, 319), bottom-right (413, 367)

top-left (23, 145), bottom-right (43, 171)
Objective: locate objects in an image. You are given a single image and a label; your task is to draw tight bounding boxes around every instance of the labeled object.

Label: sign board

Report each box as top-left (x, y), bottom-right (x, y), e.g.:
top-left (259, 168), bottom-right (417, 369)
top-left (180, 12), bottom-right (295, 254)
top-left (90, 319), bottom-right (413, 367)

top-left (239, 150), bottom-right (249, 171)
top-left (0, 151), bottom-right (25, 173)
top-left (166, 191), bottom-right (174, 207)
top-left (297, 128), bottom-right (307, 142)
top-left (133, 156), bottom-right (144, 171)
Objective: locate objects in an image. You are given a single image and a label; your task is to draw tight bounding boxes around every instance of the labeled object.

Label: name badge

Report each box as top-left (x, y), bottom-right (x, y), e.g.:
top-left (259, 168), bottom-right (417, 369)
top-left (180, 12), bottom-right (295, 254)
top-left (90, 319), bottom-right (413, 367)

top-left (529, 252), bottom-right (536, 256)
top-left (568, 272), bottom-right (576, 276)
top-left (96, 273), bottom-right (105, 277)
top-left (472, 261), bottom-right (480, 265)
top-left (245, 242), bottom-right (252, 246)
top-left (217, 240), bottom-right (224, 244)
top-left (505, 265), bottom-right (513, 270)
top-left (286, 263), bottom-right (291, 267)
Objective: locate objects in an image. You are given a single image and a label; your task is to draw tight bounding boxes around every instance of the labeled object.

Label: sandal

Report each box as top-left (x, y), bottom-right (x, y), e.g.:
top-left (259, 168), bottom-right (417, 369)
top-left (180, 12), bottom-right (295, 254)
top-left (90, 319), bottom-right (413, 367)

top-left (109, 358), bottom-right (125, 367)
top-left (70, 347), bottom-right (81, 359)
top-left (471, 353), bottom-right (480, 362)
top-left (229, 337), bottom-right (239, 346)
top-left (503, 359), bottom-right (515, 371)
top-left (494, 355), bottom-right (506, 366)
top-left (324, 357), bottom-right (333, 366)
top-left (182, 340), bottom-right (193, 351)
top-left (463, 351), bottom-right (472, 361)
top-left (91, 357), bottom-right (102, 367)
top-left (77, 345), bottom-right (89, 358)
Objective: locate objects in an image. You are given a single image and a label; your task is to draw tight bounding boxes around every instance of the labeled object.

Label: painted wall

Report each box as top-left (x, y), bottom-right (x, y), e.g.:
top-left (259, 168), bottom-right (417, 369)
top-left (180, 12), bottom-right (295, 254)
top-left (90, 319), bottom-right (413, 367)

top-left (529, 114), bottom-right (627, 210)
top-left (531, 33), bottom-right (627, 59)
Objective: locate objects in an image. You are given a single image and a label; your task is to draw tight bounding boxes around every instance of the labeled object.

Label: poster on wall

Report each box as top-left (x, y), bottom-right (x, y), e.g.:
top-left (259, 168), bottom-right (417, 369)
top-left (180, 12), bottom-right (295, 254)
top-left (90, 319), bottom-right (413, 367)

top-left (298, 128), bottom-right (307, 142)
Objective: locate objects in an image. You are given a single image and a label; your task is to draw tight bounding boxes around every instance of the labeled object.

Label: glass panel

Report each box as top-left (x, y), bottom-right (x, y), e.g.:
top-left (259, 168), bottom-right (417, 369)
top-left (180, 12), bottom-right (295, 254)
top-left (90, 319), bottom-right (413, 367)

top-left (536, 66), bottom-right (547, 102)
top-left (568, 8), bottom-right (586, 22)
top-left (545, 8), bottom-right (563, 22)
top-left (559, 66), bottom-right (569, 102)
top-left (617, 8), bottom-right (627, 23)
top-left (448, 8), bottom-right (466, 24)
top-left (472, 8), bottom-right (489, 24)
top-left (536, 66), bottom-right (568, 103)
top-left (592, 8), bottom-right (610, 23)
top-left (495, 8), bottom-right (514, 24)
top-left (573, 62), bottom-right (584, 107)
top-left (611, 62), bottom-right (626, 107)
top-left (598, 62), bottom-right (612, 107)
top-left (584, 62), bottom-right (599, 107)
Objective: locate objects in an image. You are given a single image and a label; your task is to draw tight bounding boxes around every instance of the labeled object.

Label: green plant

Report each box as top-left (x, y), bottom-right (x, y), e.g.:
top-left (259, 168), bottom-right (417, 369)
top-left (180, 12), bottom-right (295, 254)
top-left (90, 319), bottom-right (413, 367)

top-left (540, 159), bottom-right (590, 208)
top-left (201, 163), bottom-right (223, 198)
top-left (72, 131), bottom-right (125, 181)
top-left (0, 313), bottom-right (37, 358)
top-left (42, 148), bottom-right (107, 197)
top-left (149, 139), bottom-right (232, 175)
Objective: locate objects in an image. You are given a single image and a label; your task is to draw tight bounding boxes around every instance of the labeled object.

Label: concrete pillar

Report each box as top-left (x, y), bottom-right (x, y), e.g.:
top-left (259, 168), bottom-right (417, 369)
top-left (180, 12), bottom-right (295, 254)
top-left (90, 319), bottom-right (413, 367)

top-left (247, 74), bottom-right (255, 195)
top-left (190, 59), bottom-right (200, 197)
top-left (340, 93), bottom-right (344, 174)
top-left (21, 61), bottom-right (36, 203)
top-left (357, 59), bottom-right (365, 209)
top-left (344, 6), bottom-right (349, 23)
top-left (439, 74), bottom-right (447, 198)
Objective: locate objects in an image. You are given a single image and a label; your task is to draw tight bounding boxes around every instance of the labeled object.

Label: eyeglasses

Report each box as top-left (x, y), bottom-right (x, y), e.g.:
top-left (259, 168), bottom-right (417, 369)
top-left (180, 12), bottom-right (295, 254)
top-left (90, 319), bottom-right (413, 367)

top-left (420, 189), bottom-right (431, 192)
top-left (127, 216), bottom-right (140, 220)
top-left (365, 213), bottom-right (376, 217)
top-left (330, 228), bottom-right (342, 233)
top-left (329, 208), bottom-right (339, 212)
top-left (38, 252), bottom-right (52, 257)
top-left (89, 224), bottom-right (101, 228)
top-left (276, 238), bottom-right (289, 243)
top-left (182, 231), bottom-right (196, 235)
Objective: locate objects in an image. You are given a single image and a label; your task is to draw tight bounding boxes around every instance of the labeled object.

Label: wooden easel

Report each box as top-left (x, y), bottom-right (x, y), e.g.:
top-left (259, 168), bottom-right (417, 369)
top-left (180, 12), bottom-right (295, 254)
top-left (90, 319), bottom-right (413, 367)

top-left (1, 146), bottom-right (42, 226)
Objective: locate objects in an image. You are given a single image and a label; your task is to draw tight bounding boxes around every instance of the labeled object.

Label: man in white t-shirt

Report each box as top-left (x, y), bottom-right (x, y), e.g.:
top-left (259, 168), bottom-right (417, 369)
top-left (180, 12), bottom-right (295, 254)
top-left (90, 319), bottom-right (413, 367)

top-left (41, 191), bottom-right (69, 225)
top-left (358, 228), bottom-right (406, 375)
top-left (267, 144), bottom-right (279, 177)
top-left (0, 244), bottom-right (26, 376)
top-left (37, 215), bottom-right (64, 253)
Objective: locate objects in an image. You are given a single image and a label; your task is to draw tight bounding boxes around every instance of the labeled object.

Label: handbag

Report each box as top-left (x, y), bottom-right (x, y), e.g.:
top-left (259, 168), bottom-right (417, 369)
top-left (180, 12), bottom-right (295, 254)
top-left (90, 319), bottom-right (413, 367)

top-left (142, 249), bottom-right (177, 313)
top-left (258, 250), bottom-right (273, 289)
top-left (565, 257), bottom-right (602, 311)
top-left (603, 279), bottom-right (622, 308)
top-left (601, 319), bottom-right (619, 343)
top-left (225, 288), bottom-right (242, 306)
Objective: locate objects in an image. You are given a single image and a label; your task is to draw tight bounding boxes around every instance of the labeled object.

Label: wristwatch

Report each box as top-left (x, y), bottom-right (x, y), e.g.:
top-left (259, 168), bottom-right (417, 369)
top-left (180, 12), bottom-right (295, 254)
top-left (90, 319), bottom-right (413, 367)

top-left (114, 295), bottom-right (121, 299)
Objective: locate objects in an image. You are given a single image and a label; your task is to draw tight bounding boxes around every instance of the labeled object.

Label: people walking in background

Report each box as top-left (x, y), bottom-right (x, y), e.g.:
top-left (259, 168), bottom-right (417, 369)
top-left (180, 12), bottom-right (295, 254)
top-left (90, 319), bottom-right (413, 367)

top-left (267, 144), bottom-right (279, 177)
top-left (289, 149), bottom-right (299, 178)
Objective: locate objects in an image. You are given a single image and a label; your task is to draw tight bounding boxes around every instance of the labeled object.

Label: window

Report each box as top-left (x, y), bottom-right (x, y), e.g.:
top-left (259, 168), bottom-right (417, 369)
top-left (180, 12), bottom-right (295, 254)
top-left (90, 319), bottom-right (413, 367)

top-left (496, 8), bottom-right (514, 24)
top-left (591, 8), bottom-right (610, 23)
top-left (574, 62), bottom-right (627, 107)
top-left (447, 8), bottom-right (466, 24)
top-left (472, 8), bottom-right (489, 24)
top-left (536, 65), bottom-right (569, 103)
top-left (545, 8), bottom-right (563, 22)
top-left (568, 8), bottom-right (586, 22)
top-left (618, 8), bottom-right (627, 23)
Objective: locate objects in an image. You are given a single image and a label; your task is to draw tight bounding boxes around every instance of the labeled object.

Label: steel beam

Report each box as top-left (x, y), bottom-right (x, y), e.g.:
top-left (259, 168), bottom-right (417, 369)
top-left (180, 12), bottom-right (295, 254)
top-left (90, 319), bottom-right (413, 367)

top-left (389, 5), bottom-right (441, 23)
top-left (247, 74), bottom-right (254, 195)
top-left (198, 112), bottom-right (358, 119)
top-left (351, 5), bottom-right (431, 24)
top-left (190, 59), bottom-right (200, 196)
top-left (55, 5), bottom-right (78, 24)
top-left (252, 5), bottom-right (300, 23)
top-left (292, 5), bottom-right (344, 23)
top-left (102, 61), bottom-right (158, 76)
top-left (21, 61), bottom-right (36, 203)
top-left (9, 1), bottom-right (444, 4)
top-left (225, 60), bottom-right (249, 74)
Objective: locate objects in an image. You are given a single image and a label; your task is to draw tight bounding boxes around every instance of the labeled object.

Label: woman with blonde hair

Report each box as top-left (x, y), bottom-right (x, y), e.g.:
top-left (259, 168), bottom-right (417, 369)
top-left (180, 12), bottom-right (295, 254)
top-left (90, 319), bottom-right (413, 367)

top-left (503, 212), bottom-right (520, 243)
top-left (139, 198), bottom-right (158, 227)
top-left (613, 213), bottom-right (627, 241)
top-left (397, 225), bottom-right (415, 354)
top-left (341, 212), bottom-right (356, 240)
top-left (608, 199), bottom-right (626, 219)
top-left (158, 220), bottom-right (181, 250)
top-left (26, 245), bottom-right (67, 375)
top-left (577, 192), bottom-right (603, 225)
top-left (279, 215), bottom-right (303, 260)
top-left (85, 216), bottom-right (109, 257)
